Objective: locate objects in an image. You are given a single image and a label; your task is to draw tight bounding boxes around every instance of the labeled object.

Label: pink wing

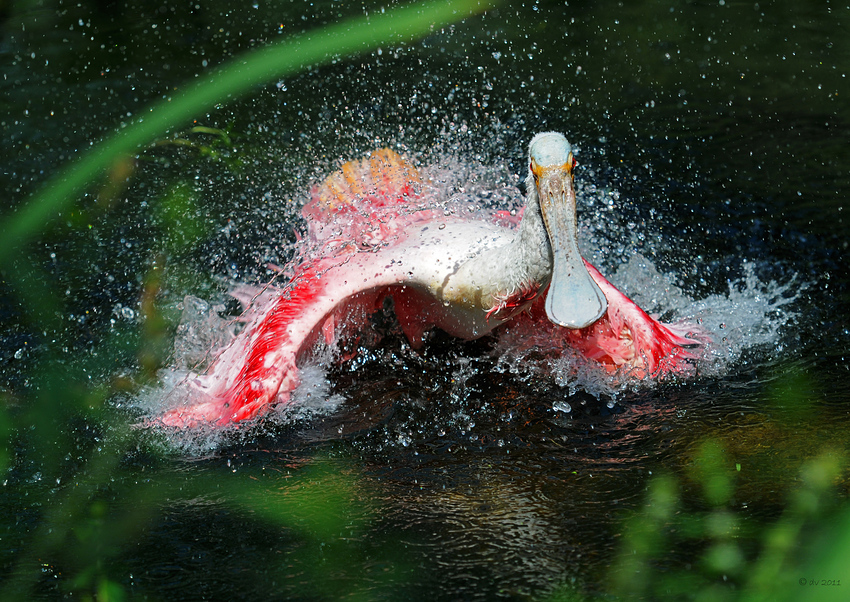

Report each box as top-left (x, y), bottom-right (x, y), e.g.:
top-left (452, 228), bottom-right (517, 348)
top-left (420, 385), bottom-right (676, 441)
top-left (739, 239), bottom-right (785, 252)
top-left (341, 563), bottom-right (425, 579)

top-left (158, 258), bottom-right (342, 427)
top-left (570, 262), bottom-right (705, 377)
top-left (301, 148), bottom-right (427, 249)
top-left (158, 150), bottom-right (424, 428)
top-left (506, 261), bottom-right (706, 379)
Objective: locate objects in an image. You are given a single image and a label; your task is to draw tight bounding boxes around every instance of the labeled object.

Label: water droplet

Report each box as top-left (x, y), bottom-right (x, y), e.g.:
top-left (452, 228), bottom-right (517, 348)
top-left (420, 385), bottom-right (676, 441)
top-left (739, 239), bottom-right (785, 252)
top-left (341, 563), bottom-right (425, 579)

top-left (553, 401), bottom-right (572, 413)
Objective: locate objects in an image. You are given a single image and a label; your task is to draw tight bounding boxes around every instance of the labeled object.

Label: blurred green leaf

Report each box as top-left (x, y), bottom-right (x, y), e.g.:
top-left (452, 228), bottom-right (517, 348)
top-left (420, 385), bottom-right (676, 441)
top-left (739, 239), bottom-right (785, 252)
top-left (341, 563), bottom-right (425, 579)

top-left (157, 182), bottom-right (207, 253)
top-left (227, 460), bottom-right (367, 541)
top-left (690, 439), bottom-right (736, 507)
top-left (610, 474), bottom-right (679, 599)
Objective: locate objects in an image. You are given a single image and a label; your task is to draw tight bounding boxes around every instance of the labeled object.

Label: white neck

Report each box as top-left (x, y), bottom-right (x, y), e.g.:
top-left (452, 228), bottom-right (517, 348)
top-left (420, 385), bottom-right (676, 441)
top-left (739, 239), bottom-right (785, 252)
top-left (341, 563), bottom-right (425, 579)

top-left (440, 174), bottom-right (553, 314)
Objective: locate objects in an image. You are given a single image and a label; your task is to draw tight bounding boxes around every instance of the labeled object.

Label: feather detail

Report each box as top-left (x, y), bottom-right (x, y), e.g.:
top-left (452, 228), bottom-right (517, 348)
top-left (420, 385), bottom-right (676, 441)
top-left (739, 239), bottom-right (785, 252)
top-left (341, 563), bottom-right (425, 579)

top-left (486, 281), bottom-right (542, 322)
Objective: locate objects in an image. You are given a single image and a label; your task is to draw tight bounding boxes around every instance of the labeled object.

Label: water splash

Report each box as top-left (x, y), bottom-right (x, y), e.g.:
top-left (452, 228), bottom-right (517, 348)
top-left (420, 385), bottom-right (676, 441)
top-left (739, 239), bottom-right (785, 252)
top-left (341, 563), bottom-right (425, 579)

top-left (135, 142), bottom-right (803, 452)
top-left (133, 294), bottom-right (347, 453)
top-left (493, 251), bottom-right (802, 400)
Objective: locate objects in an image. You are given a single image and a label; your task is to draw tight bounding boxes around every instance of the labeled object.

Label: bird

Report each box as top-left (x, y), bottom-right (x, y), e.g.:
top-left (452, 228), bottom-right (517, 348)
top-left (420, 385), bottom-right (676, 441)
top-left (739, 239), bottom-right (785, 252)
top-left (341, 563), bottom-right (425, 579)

top-left (157, 132), bottom-right (705, 428)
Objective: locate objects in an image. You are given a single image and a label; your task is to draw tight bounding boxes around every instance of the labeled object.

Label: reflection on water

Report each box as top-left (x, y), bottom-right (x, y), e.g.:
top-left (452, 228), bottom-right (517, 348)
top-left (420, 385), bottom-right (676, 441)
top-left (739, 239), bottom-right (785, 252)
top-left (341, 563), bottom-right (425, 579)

top-left (2, 0), bottom-right (849, 599)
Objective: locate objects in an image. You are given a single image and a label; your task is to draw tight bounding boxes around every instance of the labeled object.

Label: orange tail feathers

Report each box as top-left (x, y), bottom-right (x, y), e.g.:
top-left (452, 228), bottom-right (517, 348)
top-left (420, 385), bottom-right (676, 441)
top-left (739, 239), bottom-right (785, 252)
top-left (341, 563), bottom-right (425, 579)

top-left (311, 147), bottom-right (421, 213)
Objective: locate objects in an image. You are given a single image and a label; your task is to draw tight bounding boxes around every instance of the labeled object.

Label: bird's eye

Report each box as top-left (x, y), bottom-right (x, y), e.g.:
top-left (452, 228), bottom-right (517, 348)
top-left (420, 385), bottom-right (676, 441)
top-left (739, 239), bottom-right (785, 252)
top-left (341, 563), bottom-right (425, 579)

top-left (570, 154), bottom-right (577, 170)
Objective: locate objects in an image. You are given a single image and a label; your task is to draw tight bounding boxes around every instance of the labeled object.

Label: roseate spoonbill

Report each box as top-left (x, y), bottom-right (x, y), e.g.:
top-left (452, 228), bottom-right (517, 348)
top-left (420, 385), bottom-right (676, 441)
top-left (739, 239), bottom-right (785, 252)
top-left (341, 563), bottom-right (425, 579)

top-left (157, 132), bottom-right (704, 427)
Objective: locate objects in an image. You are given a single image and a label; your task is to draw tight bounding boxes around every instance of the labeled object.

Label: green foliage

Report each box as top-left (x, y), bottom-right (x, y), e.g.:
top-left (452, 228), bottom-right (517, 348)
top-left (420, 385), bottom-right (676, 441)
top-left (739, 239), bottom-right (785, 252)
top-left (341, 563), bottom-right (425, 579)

top-left (547, 366), bottom-right (850, 602)
top-left (2, 0), bottom-right (848, 600)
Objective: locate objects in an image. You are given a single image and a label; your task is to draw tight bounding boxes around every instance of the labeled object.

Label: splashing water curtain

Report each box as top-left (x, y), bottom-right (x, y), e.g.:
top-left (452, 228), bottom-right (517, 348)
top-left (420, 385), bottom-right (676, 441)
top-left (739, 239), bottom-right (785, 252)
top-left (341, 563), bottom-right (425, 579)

top-left (155, 133), bottom-right (709, 428)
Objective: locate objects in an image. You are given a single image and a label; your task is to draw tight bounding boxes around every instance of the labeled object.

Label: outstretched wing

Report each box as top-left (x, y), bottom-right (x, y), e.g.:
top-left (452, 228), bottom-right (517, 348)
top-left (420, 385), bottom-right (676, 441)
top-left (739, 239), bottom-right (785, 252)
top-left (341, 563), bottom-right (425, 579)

top-left (565, 262), bottom-right (707, 377)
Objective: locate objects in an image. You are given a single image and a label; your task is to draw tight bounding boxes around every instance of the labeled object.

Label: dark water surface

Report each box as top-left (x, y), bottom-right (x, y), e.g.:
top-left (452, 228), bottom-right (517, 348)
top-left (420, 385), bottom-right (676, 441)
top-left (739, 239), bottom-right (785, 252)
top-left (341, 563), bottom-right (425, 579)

top-left (2, 0), bottom-right (849, 600)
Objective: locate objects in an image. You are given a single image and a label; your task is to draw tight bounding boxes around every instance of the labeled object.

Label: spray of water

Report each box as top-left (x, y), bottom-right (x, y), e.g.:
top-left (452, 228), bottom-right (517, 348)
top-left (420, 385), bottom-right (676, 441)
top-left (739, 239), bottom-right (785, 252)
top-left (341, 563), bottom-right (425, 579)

top-left (135, 138), bottom-right (802, 452)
